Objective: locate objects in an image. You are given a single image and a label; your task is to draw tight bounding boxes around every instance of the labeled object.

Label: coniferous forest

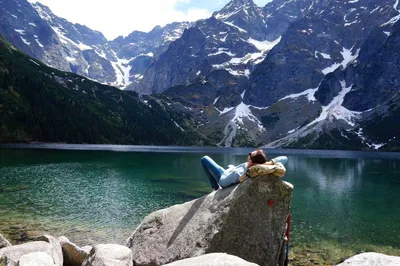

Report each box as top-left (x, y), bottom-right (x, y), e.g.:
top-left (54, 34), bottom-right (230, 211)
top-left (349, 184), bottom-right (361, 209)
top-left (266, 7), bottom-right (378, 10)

top-left (0, 35), bottom-right (209, 146)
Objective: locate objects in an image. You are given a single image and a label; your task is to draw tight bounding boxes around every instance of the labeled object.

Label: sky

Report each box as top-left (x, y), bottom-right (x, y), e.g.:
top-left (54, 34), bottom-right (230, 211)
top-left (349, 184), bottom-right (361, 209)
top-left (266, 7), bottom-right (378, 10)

top-left (27, 0), bottom-right (272, 40)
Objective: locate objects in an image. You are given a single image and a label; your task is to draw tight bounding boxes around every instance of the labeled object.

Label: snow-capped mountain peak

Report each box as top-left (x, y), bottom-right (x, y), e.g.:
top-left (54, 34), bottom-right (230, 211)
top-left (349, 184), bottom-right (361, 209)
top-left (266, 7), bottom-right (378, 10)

top-left (219, 0), bottom-right (257, 12)
top-left (213, 0), bottom-right (265, 24)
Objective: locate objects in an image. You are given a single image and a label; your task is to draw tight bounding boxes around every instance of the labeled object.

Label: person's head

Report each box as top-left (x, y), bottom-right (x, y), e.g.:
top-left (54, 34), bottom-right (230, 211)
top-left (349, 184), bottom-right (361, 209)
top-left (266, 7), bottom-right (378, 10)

top-left (248, 149), bottom-right (267, 166)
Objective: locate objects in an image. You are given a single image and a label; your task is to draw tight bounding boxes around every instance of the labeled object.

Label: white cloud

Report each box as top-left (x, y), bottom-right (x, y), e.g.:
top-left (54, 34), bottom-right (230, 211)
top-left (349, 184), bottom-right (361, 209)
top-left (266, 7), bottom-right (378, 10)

top-left (28, 0), bottom-right (211, 40)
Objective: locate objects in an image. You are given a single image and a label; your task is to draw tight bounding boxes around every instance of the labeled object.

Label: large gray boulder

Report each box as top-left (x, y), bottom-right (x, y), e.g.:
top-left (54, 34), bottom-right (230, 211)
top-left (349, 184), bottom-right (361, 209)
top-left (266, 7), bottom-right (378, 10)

top-left (34, 235), bottom-right (63, 266)
top-left (58, 236), bottom-right (90, 266)
top-left (127, 170), bottom-right (293, 266)
top-left (82, 244), bottom-right (133, 266)
top-left (0, 234), bottom-right (11, 249)
top-left (162, 253), bottom-right (259, 266)
top-left (0, 240), bottom-right (62, 266)
top-left (17, 252), bottom-right (55, 266)
top-left (337, 252), bottom-right (400, 266)
top-left (81, 246), bottom-right (93, 254)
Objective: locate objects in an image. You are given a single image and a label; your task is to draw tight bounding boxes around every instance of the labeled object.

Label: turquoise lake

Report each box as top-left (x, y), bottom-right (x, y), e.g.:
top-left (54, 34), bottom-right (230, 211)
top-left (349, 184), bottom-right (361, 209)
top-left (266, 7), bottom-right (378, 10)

top-left (0, 145), bottom-right (399, 261)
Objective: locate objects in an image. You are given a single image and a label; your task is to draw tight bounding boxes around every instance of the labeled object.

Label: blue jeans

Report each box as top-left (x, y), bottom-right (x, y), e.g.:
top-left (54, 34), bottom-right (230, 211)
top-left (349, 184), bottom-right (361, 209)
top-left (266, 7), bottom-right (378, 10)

top-left (201, 156), bottom-right (225, 190)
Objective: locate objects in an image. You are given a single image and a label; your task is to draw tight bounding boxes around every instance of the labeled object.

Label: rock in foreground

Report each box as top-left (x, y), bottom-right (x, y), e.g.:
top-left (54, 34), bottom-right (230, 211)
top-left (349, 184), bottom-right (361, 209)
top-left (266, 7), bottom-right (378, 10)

top-left (58, 236), bottom-right (90, 266)
top-left (127, 167), bottom-right (293, 266)
top-left (0, 234), bottom-right (11, 249)
top-left (18, 251), bottom-right (55, 266)
top-left (163, 253), bottom-right (259, 266)
top-left (337, 252), bottom-right (400, 266)
top-left (0, 240), bottom-right (62, 266)
top-left (82, 244), bottom-right (133, 266)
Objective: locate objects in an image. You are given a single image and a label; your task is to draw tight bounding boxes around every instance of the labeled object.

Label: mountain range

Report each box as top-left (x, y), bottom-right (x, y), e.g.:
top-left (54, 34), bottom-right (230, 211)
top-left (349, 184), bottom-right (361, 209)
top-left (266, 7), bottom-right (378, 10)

top-left (0, 0), bottom-right (399, 151)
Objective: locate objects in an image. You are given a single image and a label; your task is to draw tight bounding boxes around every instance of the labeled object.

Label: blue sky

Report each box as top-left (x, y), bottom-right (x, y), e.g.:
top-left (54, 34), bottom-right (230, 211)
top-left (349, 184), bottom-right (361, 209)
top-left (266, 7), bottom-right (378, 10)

top-left (28, 0), bottom-right (273, 40)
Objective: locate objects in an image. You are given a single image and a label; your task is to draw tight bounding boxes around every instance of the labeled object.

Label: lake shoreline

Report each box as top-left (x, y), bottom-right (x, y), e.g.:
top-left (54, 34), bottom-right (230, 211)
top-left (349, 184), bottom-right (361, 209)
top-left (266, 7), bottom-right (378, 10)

top-left (1, 143), bottom-right (400, 159)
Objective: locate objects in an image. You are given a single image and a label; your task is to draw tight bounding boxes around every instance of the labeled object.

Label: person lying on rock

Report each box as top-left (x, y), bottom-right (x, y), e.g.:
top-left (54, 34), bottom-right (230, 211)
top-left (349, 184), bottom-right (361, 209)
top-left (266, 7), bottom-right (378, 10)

top-left (201, 149), bottom-right (287, 190)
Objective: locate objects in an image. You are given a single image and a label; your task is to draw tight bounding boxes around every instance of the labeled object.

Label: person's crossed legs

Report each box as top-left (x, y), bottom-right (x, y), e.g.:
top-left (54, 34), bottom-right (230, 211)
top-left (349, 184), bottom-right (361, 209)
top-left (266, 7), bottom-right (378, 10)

top-left (201, 156), bottom-right (225, 190)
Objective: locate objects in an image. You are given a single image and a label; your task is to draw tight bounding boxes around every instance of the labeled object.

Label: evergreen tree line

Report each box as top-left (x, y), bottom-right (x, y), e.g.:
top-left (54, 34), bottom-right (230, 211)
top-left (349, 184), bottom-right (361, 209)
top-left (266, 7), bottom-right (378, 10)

top-left (0, 37), bottom-right (209, 146)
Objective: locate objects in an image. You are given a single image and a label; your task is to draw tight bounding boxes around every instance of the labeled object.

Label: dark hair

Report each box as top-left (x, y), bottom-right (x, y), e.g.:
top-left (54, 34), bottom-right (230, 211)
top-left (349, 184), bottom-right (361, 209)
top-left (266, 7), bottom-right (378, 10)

top-left (249, 149), bottom-right (267, 164)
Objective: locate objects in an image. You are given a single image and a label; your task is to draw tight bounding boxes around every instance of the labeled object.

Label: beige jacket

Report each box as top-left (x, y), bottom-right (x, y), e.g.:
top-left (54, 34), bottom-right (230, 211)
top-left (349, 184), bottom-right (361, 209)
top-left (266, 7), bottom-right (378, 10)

top-left (238, 161), bottom-right (286, 183)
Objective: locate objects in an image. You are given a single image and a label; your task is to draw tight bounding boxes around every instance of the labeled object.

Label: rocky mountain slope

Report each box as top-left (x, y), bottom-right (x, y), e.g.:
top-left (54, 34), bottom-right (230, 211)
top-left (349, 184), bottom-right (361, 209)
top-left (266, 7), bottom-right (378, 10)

top-left (131, 0), bottom-right (311, 94)
top-left (150, 0), bottom-right (400, 150)
top-left (0, 0), bottom-right (192, 89)
top-left (0, 0), bottom-right (399, 150)
top-left (244, 0), bottom-right (400, 150)
top-left (0, 35), bottom-right (209, 145)
top-left (139, 0), bottom-right (399, 150)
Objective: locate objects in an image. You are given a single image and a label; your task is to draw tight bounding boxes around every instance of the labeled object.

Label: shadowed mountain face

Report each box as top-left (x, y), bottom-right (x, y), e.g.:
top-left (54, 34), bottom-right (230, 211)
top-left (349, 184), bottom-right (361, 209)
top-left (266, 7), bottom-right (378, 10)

top-left (0, 0), bottom-right (399, 150)
top-left (245, 0), bottom-right (398, 107)
top-left (0, 35), bottom-right (209, 145)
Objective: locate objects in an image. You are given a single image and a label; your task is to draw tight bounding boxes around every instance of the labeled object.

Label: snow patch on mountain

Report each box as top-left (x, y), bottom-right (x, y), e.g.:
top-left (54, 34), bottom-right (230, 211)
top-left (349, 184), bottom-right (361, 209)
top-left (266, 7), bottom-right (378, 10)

top-left (315, 51), bottom-right (331, 59)
top-left (356, 128), bottom-right (386, 150)
top-left (211, 66), bottom-right (247, 77)
top-left (281, 87), bottom-right (318, 102)
top-left (223, 21), bottom-right (248, 33)
top-left (241, 90), bottom-right (246, 99)
top-left (394, 0), bottom-right (399, 11)
top-left (94, 50), bottom-right (107, 59)
top-left (208, 48), bottom-right (236, 57)
top-left (33, 4), bottom-right (51, 21)
top-left (248, 37), bottom-right (281, 51)
top-left (162, 27), bottom-right (189, 43)
top-left (32, 34), bottom-right (44, 47)
top-left (217, 106), bottom-right (235, 115)
top-left (29, 59), bottom-right (40, 66)
top-left (211, 37), bottom-right (280, 76)
top-left (14, 29), bottom-right (26, 35)
top-left (173, 120), bottom-right (185, 131)
top-left (264, 80), bottom-right (365, 148)
top-left (35, 38), bottom-right (43, 47)
top-left (287, 127), bottom-right (300, 134)
top-left (65, 56), bottom-right (76, 62)
top-left (134, 74), bottom-right (143, 80)
top-left (214, 0), bottom-right (260, 22)
top-left (218, 98), bottom-right (265, 131)
top-left (50, 25), bottom-right (92, 50)
top-left (306, 81), bottom-right (361, 127)
top-left (341, 47), bottom-right (360, 67)
top-left (344, 20), bottom-right (358, 27)
top-left (20, 37), bottom-right (31, 45)
top-left (110, 52), bottom-right (132, 89)
top-left (382, 0), bottom-right (400, 26)
top-left (215, 8), bottom-right (242, 21)
top-left (322, 46), bottom-right (360, 75)
top-left (232, 102), bottom-right (264, 130)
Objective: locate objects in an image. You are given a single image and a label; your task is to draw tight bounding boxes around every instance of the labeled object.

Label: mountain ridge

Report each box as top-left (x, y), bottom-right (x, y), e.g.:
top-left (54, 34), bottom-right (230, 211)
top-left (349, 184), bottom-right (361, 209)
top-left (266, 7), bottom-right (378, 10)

top-left (0, 0), bottom-right (399, 150)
